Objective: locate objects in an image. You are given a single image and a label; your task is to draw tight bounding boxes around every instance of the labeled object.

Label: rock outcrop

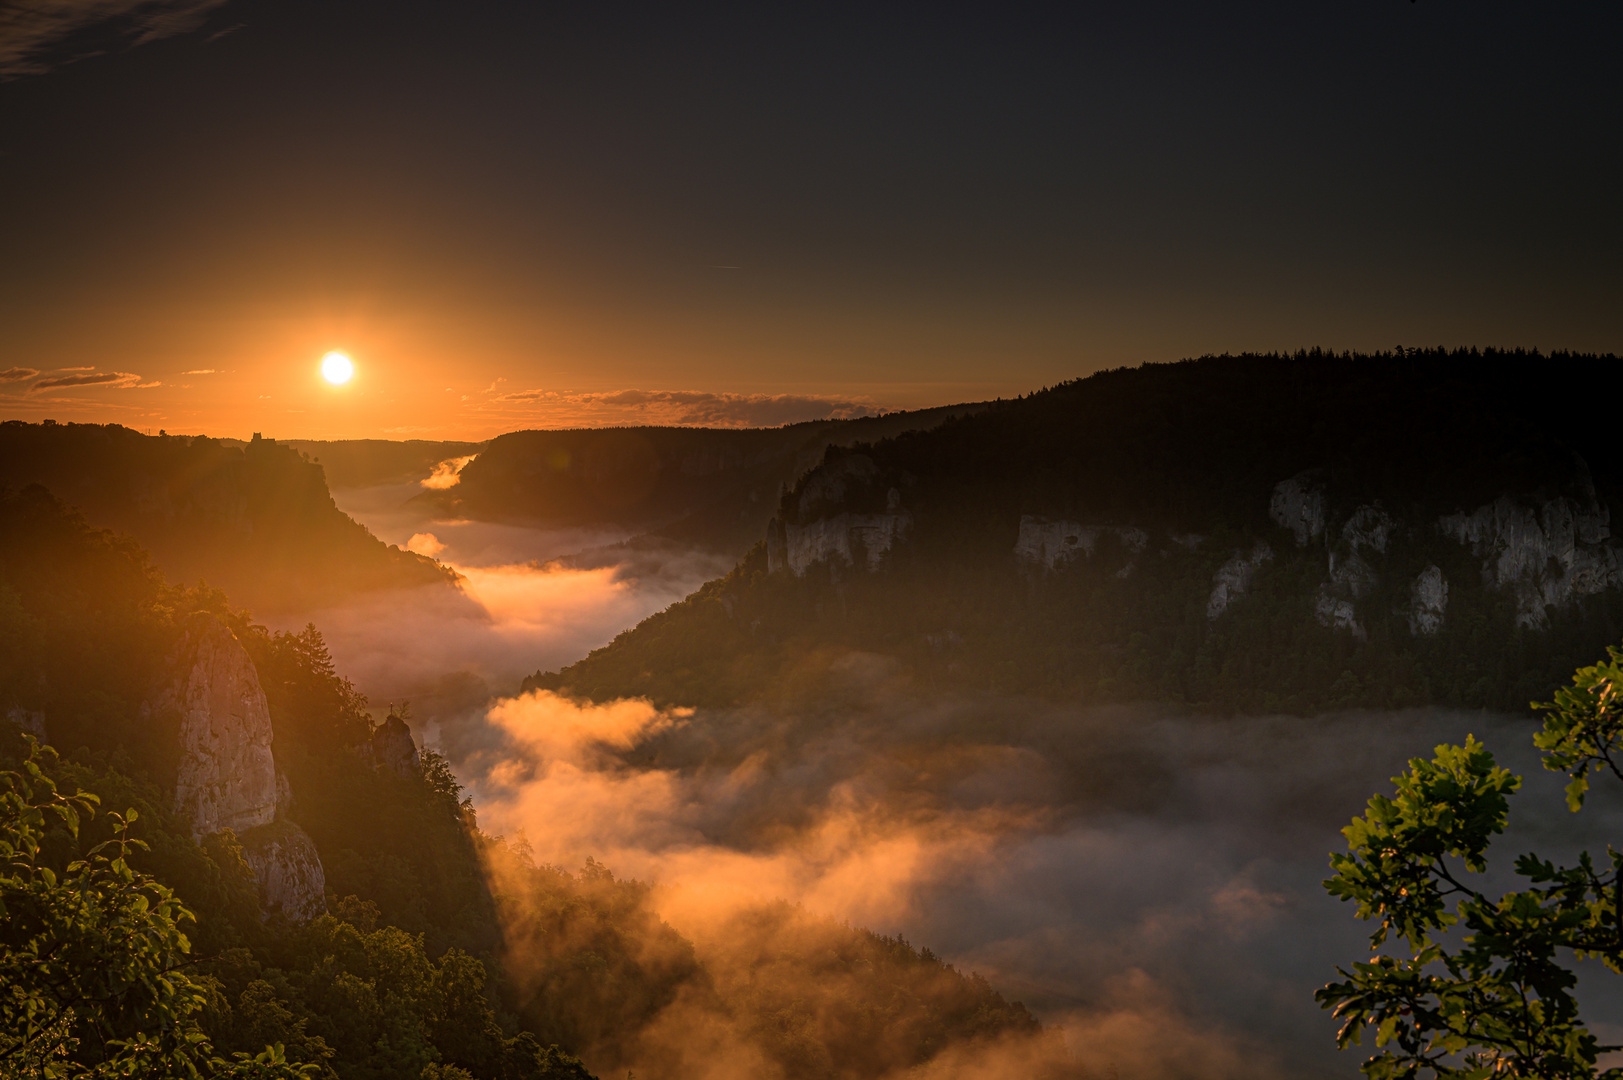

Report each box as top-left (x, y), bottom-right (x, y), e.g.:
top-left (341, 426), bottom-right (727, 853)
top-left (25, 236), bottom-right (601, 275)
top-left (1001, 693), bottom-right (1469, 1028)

top-left (1208, 542), bottom-right (1274, 619)
top-left (157, 613), bottom-right (278, 839)
top-left (240, 820), bottom-right (327, 922)
top-left (1409, 565), bottom-right (1449, 635)
top-left (370, 714), bottom-right (421, 777)
top-left (1013, 517), bottom-right (1149, 572)
top-left (1440, 495), bottom-right (1620, 628)
top-left (1270, 472), bottom-right (1326, 547)
top-left (1314, 503), bottom-right (1394, 639)
top-left (769, 511), bottom-right (911, 576)
top-left (152, 611), bottom-right (327, 921)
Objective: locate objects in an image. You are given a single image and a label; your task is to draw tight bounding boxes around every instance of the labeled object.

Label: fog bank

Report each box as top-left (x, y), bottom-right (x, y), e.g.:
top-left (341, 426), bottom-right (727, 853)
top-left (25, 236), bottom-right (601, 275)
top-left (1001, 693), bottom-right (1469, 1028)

top-left (276, 468), bottom-right (1623, 1078)
top-left (461, 658), bottom-right (1623, 1079)
top-left (268, 478), bottom-right (728, 745)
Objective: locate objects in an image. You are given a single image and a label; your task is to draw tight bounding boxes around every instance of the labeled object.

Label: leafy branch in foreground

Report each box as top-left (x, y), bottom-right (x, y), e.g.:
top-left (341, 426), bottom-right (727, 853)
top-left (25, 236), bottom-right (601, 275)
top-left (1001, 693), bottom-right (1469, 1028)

top-left (0, 737), bottom-right (315, 1079)
top-left (1319, 646), bottom-right (1623, 1080)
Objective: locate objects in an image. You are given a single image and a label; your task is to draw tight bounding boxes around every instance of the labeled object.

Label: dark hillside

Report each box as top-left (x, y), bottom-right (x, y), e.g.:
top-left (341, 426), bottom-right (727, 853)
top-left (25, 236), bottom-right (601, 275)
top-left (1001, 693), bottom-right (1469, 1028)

top-left (529, 349), bottom-right (1623, 713)
top-left (0, 487), bottom-right (1050, 1079)
top-left (430, 403), bottom-right (986, 555)
top-left (280, 438), bottom-right (487, 489)
top-left (0, 422), bottom-right (456, 611)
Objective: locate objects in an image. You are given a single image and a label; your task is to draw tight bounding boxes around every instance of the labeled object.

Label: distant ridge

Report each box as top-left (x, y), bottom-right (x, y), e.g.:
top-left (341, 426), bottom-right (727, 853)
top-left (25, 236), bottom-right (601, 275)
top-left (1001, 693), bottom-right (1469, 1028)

top-left (526, 348), bottom-right (1623, 713)
top-left (0, 422), bottom-right (456, 612)
top-left (424, 403), bottom-right (988, 555)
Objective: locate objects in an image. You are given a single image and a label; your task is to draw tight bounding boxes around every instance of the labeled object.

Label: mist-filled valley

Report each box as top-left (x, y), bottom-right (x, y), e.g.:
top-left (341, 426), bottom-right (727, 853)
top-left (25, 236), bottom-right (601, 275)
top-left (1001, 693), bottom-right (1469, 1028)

top-left (8, 1), bottom-right (1622, 1073)
top-left (8, 352), bottom-right (1623, 1079)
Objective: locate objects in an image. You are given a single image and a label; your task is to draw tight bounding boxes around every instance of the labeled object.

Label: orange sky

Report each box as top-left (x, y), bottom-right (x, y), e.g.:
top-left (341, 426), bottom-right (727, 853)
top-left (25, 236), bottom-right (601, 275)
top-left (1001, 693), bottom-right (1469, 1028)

top-left (8, 277), bottom-right (1604, 441)
top-left (2, 4), bottom-right (1619, 440)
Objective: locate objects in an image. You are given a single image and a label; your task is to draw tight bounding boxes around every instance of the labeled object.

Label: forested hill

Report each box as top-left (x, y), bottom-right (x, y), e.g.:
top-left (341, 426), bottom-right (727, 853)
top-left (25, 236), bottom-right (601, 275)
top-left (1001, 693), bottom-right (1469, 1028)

top-left (0, 486), bottom-right (1050, 1079)
top-left (529, 349), bottom-right (1623, 713)
top-left (425, 403), bottom-right (986, 556)
top-left (279, 438), bottom-right (487, 489)
top-left (0, 421), bottom-right (455, 611)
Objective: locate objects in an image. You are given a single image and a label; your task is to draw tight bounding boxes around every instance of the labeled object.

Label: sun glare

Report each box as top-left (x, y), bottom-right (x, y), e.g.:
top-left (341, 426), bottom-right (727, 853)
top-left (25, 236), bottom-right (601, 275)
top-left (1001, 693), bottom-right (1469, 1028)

top-left (321, 351), bottom-right (355, 385)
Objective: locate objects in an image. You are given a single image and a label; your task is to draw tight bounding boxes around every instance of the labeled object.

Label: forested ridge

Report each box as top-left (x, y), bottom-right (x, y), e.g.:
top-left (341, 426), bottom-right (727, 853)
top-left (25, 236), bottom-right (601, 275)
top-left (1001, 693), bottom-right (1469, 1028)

top-left (433, 403), bottom-right (986, 555)
top-left (0, 422), bottom-right (455, 612)
top-left (0, 484), bottom-right (1043, 1079)
top-left (529, 349), bottom-right (1623, 714)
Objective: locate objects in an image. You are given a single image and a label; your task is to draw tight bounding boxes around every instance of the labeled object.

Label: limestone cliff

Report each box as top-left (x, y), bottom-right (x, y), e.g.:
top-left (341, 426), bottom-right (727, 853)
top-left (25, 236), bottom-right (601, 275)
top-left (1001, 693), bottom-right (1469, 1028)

top-left (1312, 504), bottom-right (1395, 638)
top-left (1207, 542), bottom-right (1274, 619)
top-left (769, 511), bottom-right (912, 576)
top-left (152, 612), bottom-right (327, 920)
top-left (158, 613), bottom-right (279, 838)
top-left (240, 819), bottom-right (328, 922)
top-left (1440, 494), bottom-right (1619, 628)
top-left (1014, 517), bottom-right (1149, 572)
top-left (1269, 473), bottom-right (1326, 547)
top-left (1409, 566), bottom-right (1448, 635)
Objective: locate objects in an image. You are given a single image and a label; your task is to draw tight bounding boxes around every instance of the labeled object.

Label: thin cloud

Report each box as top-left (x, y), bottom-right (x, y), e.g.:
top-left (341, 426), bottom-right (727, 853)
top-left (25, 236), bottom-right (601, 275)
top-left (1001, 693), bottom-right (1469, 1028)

top-left (0, 0), bottom-right (229, 78)
top-left (491, 388), bottom-right (881, 428)
top-left (179, 368), bottom-right (215, 375)
top-left (32, 370), bottom-right (142, 389)
top-left (0, 368), bottom-right (39, 383)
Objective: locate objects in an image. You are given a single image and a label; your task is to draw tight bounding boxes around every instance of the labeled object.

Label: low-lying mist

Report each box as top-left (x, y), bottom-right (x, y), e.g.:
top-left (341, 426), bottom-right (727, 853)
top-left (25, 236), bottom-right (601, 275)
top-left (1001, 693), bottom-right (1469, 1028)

top-left (271, 477), bottom-right (730, 746)
top-left (457, 657), bottom-right (1623, 1079)
top-left (281, 469), bottom-right (1623, 1079)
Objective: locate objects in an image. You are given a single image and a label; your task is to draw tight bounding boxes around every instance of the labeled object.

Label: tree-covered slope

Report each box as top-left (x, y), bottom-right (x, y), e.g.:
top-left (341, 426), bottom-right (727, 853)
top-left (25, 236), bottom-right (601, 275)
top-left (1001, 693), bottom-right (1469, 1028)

top-left (429, 404), bottom-right (986, 556)
top-left (0, 423), bottom-right (455, 611)
top-left (0, 485), bottom-right (1052, 1080)
top-left (279, 439), bottom-right (487, 490)
top-left (528, 349), bottom-right (1623, 713)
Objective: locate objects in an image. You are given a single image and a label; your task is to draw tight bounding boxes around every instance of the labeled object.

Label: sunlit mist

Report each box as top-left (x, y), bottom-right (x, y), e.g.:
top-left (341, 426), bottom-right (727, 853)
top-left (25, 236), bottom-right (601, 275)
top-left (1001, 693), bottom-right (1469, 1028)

top-left (321, 351), bottom-right (355, 384)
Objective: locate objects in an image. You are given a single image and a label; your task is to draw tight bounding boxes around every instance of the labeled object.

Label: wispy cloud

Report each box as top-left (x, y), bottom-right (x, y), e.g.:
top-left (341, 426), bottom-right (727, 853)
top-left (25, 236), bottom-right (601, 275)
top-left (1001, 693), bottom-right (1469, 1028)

top-left (489, 387), bottom-right (882, 428)
top-left (31, 370), bottom-right (151, 390)
top-left (0, 0), bottom-right (230, 78)
top-left (0, 367), bottom-right (39, 383)
top-left (179, 368), bottom-right (215, 375)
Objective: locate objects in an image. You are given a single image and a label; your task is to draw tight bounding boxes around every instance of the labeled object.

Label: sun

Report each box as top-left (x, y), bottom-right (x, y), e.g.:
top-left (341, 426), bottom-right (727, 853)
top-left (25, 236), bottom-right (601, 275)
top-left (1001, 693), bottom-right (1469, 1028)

top-left (321, 351), bottom-right (355, 385)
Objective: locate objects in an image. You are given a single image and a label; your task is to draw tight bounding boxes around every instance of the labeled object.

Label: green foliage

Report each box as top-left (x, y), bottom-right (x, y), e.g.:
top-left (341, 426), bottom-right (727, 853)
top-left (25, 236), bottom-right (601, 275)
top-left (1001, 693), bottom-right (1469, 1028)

top-left (0, 738), bottom-right (314, 1080)
top-left (1320, 649), bottom-right (1623, 1079)
top-left (0, 488), bottom-right (567, 1077)
top-left (1532, 645), bottom-right (1623, 812)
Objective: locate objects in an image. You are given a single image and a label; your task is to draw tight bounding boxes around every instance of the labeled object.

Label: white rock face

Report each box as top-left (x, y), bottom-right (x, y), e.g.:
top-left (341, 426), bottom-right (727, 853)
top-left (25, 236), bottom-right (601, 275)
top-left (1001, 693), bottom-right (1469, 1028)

top-left (1314, 592), bottom-right (1360, 636)
top-left (241, 821), bottom-right (327, 922)
top-left (1014, 517), bottom-right (1100, 569)
top-left (1270, 473), bottom-right (1326, 547)
top-left (778, 512), bottom-right (911, 576)
top-left (159, 613), bottom-right (278, 839)
top-left (1207, 542), bottom-right (1274, 619)
top-left (1313, 503), bottom-right (1394, 639)
top-left (1013, 517), bottom-right (1149, 571)
top-left (1409, 565), bottom-right (1449, 635)
top-left (1440, 496), bottom-right (1621, 628)
top-left (154, 612), bottom-right (328, 923)
top-left (1341, 505), bottom-right (1395, 554)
